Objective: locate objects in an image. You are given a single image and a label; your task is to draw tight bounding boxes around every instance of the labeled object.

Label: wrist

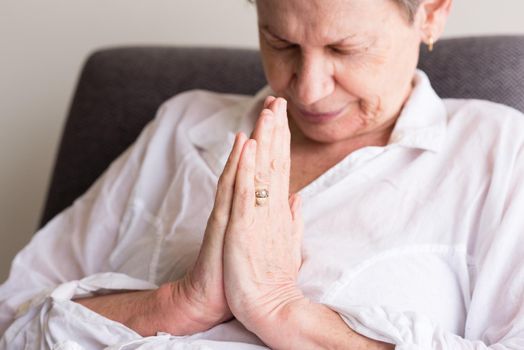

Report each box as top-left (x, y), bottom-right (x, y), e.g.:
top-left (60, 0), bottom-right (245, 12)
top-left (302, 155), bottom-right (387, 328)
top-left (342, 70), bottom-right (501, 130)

top-left (239, 287), bottom-right (306, 348)
top-left (250, 297), bottom-right (328, 350)
top-left (252, 297), bottom-right (395, 350)
top-left (153, 280), bottom-right (226, 335)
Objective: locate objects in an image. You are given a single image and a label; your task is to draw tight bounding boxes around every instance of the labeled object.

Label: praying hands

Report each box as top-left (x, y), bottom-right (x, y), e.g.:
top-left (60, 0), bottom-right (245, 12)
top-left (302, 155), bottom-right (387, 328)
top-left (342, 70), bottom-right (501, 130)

top-left (75, 97), bottom-right (393, 350)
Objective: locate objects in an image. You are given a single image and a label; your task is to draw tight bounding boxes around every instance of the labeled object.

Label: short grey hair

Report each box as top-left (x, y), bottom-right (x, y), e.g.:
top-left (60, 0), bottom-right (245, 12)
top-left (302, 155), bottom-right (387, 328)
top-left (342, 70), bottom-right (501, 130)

top-left (248, 0), bottom-right (423, 23)
top-left (395, 0), bottom-right (423, 22)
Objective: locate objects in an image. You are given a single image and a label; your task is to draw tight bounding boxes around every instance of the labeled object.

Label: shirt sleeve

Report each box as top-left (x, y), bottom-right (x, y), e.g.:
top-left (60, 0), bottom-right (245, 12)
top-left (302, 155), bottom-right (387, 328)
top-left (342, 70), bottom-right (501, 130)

top-left (325, 147), bottom-right (524, 349)
top-left (0, 274), bottom-right (266, 349)
top-left (0, 102), bottom-right (169, 341)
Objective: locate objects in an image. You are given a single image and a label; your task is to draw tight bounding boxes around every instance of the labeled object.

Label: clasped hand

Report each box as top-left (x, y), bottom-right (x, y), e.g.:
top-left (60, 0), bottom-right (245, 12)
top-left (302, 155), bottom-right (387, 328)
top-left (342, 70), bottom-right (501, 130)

top-left (176, 97), bottom-right (304, 338)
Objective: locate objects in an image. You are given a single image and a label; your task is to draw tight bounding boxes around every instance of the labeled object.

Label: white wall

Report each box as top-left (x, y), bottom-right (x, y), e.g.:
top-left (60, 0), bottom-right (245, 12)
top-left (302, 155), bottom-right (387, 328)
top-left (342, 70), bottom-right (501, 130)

top-left (1, 0), bottom-right (524, 283)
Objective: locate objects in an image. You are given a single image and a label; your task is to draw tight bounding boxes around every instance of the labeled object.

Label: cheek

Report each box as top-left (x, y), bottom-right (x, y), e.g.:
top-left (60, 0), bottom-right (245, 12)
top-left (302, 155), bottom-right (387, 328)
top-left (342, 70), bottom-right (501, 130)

top-left (335, 56), bottom-right (383, 93)
top-left (260, 49), bottom-right (295, 95)
top-left (265, 65), bottom-right (292, 96)
top-left (337, 66), bottom-right (385, 108)
top-left (335, 52), bottom-right (410, 120)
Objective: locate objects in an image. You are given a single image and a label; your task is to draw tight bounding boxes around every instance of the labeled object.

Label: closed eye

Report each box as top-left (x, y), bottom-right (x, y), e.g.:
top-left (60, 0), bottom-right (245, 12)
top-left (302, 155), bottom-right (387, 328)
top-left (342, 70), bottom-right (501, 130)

top-left (261, 29), bottom-right (298, 51)
top-left (263, 36), bottom-right (299, 51)
top-left (328, 45), bottom-right (363, 56)
top-left (268, 41), bottom-right (298, 51)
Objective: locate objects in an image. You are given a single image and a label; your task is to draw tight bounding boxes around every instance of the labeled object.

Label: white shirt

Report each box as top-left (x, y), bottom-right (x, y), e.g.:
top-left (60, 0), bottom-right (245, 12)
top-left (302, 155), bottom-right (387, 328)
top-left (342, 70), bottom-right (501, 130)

top-left (1, 71), bottom-right (524, 349)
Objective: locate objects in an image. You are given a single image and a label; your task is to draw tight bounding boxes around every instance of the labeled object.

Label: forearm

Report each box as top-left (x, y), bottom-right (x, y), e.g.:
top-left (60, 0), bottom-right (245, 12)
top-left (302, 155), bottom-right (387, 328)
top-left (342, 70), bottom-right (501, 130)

top-left (74, 281), bottom-right (217, 337)
top-left (75, 287), bottom-right (163, 336)
top-left (253, 298), bottom-right (395, 350)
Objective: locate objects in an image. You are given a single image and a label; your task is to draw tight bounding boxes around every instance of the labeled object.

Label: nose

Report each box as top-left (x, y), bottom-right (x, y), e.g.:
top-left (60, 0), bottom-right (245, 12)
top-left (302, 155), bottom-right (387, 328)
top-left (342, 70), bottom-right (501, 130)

top-left (293, 52), bottom-right (335, 106)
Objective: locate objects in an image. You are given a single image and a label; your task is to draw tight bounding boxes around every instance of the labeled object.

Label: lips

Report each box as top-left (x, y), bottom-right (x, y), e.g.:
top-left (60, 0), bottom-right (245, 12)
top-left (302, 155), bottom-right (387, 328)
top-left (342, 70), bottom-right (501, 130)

top-left (295, 104), bottom-right (348, 123)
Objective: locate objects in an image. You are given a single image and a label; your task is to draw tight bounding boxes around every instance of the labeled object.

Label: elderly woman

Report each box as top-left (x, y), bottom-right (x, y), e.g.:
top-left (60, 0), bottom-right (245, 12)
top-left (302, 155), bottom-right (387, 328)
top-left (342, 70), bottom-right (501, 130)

top-left (2, 0), bottom-right (524, 348)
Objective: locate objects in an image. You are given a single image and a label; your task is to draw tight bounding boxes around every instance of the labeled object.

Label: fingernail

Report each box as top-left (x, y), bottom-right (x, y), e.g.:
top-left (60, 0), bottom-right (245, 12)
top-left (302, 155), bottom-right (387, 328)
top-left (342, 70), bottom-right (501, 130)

top-left (236, 132), bottom-right (246, 144)
top-left (280, 98), bottom-right (287, 113)
top-left (264, 96), bottom-right (275, 108)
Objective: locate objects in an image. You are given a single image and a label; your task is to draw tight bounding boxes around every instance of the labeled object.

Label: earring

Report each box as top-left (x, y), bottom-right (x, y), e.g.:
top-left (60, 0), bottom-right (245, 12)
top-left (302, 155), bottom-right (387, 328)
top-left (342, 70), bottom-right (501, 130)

top-left (428, 36), bottom-right (435, 52)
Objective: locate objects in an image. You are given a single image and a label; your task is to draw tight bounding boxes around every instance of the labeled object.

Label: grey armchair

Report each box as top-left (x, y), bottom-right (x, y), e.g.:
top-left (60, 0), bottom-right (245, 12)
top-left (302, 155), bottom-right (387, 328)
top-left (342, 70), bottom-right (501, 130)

top-left (39, 36), bottom-right (524, 227)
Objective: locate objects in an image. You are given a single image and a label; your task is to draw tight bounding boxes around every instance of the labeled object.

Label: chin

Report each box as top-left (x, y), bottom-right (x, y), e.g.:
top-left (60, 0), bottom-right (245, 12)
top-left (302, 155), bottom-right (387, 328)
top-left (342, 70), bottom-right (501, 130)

top-left (291, 120), bottom-right (355, 145)
top-left (289, 109), bottom-right (368, 145)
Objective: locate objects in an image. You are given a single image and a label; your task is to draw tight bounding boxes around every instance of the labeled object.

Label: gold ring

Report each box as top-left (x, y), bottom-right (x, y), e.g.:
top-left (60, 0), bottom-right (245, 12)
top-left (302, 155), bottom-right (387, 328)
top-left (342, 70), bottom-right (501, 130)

top-left (255, 189), bottom-right (269, 206)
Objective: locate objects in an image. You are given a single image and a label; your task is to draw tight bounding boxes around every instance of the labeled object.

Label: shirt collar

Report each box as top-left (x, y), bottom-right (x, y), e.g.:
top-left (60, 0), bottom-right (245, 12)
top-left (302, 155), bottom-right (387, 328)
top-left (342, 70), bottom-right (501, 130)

top-left (188, 70), bottom-right (447, 176)
top-left (188, 86), bottom-right (273, 176)
top-left (387, 70), bottom-right (447, 152)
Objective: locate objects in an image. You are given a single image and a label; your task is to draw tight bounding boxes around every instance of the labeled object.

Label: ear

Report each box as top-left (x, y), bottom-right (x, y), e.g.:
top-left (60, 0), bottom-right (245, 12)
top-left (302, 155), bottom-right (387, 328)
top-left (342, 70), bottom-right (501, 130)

top-left (414, 0), bottom-right (453, 44)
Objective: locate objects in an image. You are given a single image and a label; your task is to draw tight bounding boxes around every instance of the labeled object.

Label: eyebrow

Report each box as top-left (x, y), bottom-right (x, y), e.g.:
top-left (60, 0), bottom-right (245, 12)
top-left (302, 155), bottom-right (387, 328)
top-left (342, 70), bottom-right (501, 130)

top-left (261, 26), bottom-right (292, 43)
top-left (261, 25), bottom-right (362, 46)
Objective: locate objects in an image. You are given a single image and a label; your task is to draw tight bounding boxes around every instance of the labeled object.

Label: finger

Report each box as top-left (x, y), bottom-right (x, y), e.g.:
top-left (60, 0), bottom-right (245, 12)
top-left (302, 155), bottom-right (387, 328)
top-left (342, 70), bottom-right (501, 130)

top-left (252, 108), bottom-right (276, 195)
top-left (231, 139), bottom-right (257, 228)
top-left (279, 99), bottom-right (292, 164)
top-left (288, 194), bottom-right (296, 221)
top-left (290, 193), bottom-right (302, 225)
top-left (273, 98), bottom-right (291, 163)
top-left (197, 134), bottom-right (247, 275)
top-left (269, 98), bottom-right (291, 198)
top-left (249, 96), bottom-right (276, 139)
top-left (263, 95), bottom-right (277, 109)
top-left (212, 132), bottom-right (247, 222)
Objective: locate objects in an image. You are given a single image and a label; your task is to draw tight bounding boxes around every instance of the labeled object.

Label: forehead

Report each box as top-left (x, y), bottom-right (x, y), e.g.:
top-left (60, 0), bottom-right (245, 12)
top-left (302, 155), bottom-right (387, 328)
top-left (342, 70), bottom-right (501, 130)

top-left (256, 0), bottom-right (398, 43)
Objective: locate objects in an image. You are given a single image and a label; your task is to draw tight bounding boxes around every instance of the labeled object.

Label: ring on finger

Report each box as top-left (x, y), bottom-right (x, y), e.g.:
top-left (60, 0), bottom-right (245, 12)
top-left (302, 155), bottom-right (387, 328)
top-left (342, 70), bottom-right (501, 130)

top-left (255, 188), bottom-right (269, 206)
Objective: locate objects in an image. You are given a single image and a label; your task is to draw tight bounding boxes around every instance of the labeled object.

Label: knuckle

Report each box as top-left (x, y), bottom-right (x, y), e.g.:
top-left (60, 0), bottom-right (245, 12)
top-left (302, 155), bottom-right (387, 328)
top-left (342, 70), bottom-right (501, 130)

top-left (281, 158), bottom-right (291, 173)
top-left (270, 158), bottom-right (278, 171)
top-left (255, 171), bottom-right (270, 185)
top-left (270, 158), bottom-right (290, 174)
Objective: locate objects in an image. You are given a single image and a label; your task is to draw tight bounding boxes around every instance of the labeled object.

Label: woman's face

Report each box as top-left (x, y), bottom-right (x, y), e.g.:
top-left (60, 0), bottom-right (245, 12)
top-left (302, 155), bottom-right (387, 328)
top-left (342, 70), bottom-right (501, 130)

top-left (256, 0), bottom-right (423, 145)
